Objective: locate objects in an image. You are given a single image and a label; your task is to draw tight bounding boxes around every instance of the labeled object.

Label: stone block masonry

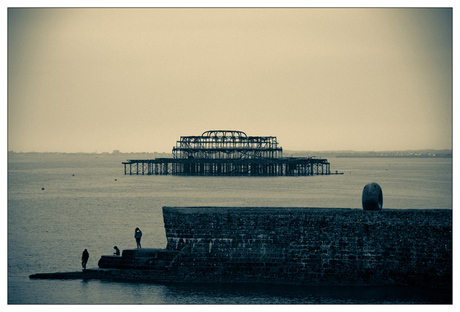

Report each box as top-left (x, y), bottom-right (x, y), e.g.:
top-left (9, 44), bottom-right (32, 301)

top-left (162, 207), bottom-right (452, 288)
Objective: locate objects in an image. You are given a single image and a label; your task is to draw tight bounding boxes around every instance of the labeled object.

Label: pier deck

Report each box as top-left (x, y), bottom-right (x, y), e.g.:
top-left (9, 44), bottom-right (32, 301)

top-left (122, 157), bottom-right (331, 176)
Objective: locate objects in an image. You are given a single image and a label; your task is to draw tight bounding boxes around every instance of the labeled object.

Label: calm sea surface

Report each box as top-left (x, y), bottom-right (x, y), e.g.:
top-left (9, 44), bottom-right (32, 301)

top-left (7, 153), bottom-right (452, 304)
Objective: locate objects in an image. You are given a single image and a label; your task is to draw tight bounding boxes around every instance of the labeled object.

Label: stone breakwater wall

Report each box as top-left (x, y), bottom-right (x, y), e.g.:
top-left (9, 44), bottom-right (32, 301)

top-left (162, 207), bottom-right (452, 288)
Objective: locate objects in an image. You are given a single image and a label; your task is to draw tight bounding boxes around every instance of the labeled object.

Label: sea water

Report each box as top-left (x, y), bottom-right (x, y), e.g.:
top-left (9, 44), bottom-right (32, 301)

top-left (7, 153), bottom-right (452, 304)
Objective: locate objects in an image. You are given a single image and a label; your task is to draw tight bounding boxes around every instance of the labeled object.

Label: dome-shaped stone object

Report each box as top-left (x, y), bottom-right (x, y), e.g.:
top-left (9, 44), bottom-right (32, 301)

top-left (362, 182), bottom-right (383, 210)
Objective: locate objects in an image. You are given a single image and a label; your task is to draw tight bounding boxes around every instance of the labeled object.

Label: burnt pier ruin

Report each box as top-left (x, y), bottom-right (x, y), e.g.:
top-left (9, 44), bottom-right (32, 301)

top-left (123, 130), bottom-right (331, 176)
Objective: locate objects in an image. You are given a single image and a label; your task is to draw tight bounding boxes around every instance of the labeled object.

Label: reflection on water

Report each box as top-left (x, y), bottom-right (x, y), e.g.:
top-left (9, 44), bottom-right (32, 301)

top-left (10, 278), bottom-right (451, 304)
top-left (159, 283), bottom-right (451, 304)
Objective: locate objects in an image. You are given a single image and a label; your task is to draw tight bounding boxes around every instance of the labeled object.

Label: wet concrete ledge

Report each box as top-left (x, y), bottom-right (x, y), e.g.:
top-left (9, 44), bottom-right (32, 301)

top-left (29, 270), bottom-right (99, 280)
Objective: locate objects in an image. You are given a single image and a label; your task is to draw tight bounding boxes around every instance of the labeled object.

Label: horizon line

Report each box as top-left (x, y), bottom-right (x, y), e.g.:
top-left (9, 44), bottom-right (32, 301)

top-left (7, 148), bottom-right (453, 154)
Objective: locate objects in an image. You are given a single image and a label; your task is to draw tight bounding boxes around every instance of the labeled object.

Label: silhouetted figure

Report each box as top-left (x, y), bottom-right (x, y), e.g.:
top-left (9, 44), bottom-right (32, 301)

top-left (81, 249), bottom-right (89, 269)
top-left (134, 228), bottom-right (142, 249)
top-left (113, 246), bottom-right (120, 256)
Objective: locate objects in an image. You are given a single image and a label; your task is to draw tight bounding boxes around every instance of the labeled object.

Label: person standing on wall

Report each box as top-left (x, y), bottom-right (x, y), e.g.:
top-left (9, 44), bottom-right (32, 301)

top-left (81, 249), bottom-right (89, 270)
top-left (134, 228), bottom-right (142, 249)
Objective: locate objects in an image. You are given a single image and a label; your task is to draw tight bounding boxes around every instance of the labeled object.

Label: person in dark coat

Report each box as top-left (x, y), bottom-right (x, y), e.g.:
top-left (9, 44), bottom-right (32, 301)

top-left (81, 249), bottom-right (89, 269)
top-left (113, 246), bottom-right (120, 256)
top-left (134, 228), bottom-right (142, 249)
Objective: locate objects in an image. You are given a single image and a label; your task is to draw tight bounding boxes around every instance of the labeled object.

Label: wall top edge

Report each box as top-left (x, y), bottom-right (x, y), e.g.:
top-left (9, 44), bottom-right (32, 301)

top-left (162, 206), bottom-right (451, 213)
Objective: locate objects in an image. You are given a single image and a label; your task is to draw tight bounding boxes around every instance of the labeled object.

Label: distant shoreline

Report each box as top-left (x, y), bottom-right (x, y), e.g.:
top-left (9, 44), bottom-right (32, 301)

top-left (335, 155), bottom-right (452, 158)
top-left (8, 151), bottom-right (452, 159)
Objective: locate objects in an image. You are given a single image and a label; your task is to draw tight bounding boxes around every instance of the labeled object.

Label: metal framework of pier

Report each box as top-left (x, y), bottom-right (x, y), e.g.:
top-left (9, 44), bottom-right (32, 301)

top-left (123, 130), bottom-right (331, 176)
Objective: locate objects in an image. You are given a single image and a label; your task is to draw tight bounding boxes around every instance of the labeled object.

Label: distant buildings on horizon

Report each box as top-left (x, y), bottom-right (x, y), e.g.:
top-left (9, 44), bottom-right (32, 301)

top-left (8, 149), bottom-right (452, 158)
top-left (287, 150), bottom-right (452, 158)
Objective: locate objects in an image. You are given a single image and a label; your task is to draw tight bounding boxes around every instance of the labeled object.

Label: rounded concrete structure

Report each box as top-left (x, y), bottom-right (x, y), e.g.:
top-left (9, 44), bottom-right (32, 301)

top-left (362, 182), bottom-right (383, 210)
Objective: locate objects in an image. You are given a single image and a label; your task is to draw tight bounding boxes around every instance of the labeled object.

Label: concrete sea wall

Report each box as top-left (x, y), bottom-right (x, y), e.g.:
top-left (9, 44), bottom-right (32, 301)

top-left (162, 206), bottom-right (452, 288)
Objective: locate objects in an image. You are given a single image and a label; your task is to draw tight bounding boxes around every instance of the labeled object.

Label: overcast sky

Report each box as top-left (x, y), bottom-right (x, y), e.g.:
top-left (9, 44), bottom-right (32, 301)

top-left (8, 7), bottom-right (452, 153)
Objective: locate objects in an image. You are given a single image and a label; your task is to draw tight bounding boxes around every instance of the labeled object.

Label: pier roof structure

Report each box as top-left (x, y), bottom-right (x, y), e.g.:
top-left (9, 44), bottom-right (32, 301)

top-left (173, 130), bottom-right (282, 160)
